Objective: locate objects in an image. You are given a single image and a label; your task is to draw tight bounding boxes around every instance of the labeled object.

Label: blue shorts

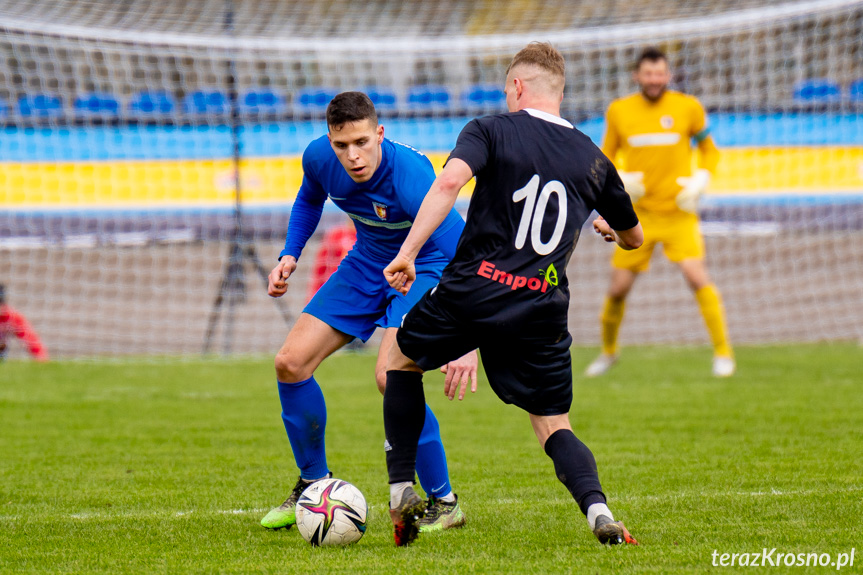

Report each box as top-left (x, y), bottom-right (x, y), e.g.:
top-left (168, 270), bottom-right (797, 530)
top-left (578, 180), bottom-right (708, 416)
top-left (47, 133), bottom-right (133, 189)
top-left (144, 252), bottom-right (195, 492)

top-left (303, 249), bottom-right (445, 342)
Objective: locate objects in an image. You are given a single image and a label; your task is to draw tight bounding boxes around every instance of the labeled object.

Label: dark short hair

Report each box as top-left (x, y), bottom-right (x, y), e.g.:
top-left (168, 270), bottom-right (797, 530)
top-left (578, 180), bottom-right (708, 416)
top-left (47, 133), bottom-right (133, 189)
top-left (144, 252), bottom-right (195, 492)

top-left (326, 91), bottom-right (378, 130)
top-left (635, 47), bottom-right (668, 70)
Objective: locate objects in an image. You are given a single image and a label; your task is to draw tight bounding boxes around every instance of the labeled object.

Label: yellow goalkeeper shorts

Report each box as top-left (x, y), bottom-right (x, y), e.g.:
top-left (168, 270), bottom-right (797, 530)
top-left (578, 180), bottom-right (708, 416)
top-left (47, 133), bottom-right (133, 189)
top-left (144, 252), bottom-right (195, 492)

top-left (611, 209), bottom-right (705, 273)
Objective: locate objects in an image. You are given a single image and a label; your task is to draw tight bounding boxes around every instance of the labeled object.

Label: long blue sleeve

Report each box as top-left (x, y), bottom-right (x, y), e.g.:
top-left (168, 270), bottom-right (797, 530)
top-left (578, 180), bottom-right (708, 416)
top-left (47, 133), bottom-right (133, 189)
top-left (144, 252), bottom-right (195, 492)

top-left (279, 181), bottom-right (325, 261)
top-left (429, 217), bottom-right (464, 261)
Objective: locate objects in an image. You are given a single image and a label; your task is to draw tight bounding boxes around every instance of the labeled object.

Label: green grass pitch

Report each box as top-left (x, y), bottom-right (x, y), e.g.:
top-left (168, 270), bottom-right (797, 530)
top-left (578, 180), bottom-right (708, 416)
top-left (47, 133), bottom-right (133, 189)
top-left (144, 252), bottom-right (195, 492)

top-left (1, 344), bottom-right (861, 573)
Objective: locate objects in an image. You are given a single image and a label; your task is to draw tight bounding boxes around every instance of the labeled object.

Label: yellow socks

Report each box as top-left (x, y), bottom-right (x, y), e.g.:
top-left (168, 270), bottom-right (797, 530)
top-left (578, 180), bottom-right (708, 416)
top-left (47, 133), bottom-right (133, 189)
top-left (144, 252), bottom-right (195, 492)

top-left (601, 286), bottom-right (732, 358)
top-left (695, 284), bottom-right (733, 357)
top-left (600, 297), bottom-right (626, 356)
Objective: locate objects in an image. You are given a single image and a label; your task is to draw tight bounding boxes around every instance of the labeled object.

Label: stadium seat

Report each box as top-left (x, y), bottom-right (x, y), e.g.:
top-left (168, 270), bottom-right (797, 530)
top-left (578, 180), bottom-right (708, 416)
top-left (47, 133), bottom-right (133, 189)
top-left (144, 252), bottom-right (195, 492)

top-left (792, 79), bottom-right (841, 103)
top-left (0, 96), bottom-right (8, 119)
top-left (461, 83), bottom-right (506, 113)
top-left (240, 88), bottom-right (286, 116)
top-left (18, 93), bottom-right (64, 118)
top-left (129, 90), bottom-right (177, 116)
top-left (849, 79), bottom-right (863, 101)
top-left (364, 86), bottom-right (398, 112)
top-left (294, 87), bottom-right (339, 113)
top-left (74, 92), bottom-right (121, 119)
top-left (183, 90), bottom-right (230, 116)
top-left (406, 84), bottom-right (451, 111)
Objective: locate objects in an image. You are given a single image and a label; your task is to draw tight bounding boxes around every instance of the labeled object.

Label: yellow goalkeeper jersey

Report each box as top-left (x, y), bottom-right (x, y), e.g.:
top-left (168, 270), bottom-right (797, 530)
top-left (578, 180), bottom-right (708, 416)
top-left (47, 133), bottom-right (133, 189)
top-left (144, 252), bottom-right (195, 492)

top-left (602, 90), bottom-right (719, 213)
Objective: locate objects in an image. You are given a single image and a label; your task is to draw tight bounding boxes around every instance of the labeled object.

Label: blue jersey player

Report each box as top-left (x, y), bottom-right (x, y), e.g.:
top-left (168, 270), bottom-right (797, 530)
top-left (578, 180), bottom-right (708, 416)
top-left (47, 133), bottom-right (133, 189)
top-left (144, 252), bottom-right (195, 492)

top-left (261, 92), bottom-right (475, 534)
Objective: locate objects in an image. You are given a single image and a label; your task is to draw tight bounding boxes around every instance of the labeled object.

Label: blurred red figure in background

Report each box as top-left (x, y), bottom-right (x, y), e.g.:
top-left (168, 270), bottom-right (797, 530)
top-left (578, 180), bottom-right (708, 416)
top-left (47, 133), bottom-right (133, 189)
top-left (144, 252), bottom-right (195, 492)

top-left (306, 222), bottom-right (357, 303)
top-left (0, 284), bottom-right (49, 362)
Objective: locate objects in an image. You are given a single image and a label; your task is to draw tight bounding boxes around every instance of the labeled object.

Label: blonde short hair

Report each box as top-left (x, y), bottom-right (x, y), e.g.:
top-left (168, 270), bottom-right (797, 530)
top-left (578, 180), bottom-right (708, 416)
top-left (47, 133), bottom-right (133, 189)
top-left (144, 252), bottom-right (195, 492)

top-left (506, 42), bottom-right (565, 83)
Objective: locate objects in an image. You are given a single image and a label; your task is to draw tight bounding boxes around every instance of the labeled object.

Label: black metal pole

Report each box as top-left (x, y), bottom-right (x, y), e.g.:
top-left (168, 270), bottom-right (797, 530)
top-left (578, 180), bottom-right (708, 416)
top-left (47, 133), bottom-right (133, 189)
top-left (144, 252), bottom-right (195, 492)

top-left (202, 0), bottom-right (292, 355)
top-left (203, 0), bottom-right (243, 355)
top-left (221, 0), bottom-right (243, 355)
top-left (226, 0), bottom-right (243, 227)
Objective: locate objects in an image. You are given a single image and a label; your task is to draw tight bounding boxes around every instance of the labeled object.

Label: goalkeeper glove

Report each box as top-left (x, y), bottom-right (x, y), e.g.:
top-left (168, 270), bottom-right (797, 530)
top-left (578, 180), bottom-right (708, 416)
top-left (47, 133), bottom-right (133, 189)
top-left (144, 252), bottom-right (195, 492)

top-left (618, 171), bottom-right (645, 204)
top-left (675, 169), bottom-right (711, 214)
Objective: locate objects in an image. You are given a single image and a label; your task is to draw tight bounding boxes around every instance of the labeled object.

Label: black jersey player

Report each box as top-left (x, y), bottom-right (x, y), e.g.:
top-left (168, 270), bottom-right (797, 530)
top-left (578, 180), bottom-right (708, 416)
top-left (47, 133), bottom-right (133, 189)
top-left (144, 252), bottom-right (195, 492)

top-left (381, 42), bottom-right (644, 547)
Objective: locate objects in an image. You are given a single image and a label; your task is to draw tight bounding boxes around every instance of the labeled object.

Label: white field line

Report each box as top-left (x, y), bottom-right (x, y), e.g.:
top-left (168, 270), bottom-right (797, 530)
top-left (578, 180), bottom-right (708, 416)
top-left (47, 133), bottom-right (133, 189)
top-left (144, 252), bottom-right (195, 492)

top-left (0, 504), bottom-right (395, 522)
top-left (608, 485), bottom-right (863, 505)
top-left (3, 487), bottom-right (858, 523)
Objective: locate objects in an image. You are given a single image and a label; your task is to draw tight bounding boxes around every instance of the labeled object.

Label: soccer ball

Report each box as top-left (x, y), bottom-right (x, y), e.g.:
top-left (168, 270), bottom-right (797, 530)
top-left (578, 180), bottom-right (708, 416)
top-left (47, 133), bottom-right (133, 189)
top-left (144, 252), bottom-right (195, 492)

top-left (295, 478), bottom-right (368, 546)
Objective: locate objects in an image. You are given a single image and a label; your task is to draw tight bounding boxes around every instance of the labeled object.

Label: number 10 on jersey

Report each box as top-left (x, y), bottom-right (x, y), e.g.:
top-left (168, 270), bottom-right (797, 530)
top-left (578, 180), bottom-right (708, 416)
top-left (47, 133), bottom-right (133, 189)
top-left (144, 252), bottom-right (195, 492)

top-left (512, 174), bottom-right (568, 256)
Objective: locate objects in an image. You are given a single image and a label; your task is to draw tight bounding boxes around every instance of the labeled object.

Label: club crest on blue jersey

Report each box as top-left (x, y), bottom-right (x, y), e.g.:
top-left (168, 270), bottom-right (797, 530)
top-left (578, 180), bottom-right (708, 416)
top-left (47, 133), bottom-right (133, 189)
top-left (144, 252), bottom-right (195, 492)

top-left (373, 202), bottom-right (388, 220)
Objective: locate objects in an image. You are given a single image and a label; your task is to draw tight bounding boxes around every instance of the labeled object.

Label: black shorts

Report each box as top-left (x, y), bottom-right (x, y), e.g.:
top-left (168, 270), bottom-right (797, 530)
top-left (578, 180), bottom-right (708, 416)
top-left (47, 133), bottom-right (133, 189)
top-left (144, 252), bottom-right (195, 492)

top-left (396, 288), bottom-right (573, 416)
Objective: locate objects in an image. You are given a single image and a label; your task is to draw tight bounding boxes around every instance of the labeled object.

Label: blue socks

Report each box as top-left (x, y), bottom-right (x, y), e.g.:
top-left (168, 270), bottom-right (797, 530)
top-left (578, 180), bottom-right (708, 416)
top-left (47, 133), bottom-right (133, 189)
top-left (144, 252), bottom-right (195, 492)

top-left (279, 375), bottom-right (452, 498)
top-left (416, 404), bottom-right (452, 498)
top-left (277, 377), bottom-right (329, 480)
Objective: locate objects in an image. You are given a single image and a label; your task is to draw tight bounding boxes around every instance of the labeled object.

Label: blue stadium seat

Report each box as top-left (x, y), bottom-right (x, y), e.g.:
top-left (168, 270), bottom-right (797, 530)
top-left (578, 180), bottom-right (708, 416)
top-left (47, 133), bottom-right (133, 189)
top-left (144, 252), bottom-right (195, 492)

top-left (74, 92), bottom-right (120, 119)
top-left (406, 84), bottom-right (451, 111)
top-left (793, 79), bottom-right (841, 103)
top-left (0, 96), bottom-right (8, 119)
top-left (183, 90), bottom-right (230, 116)
top-left (461, 84), bottom-right (506, 112)
top-left (240, 88), bottom-right (286, 115)
top-left (129, 91), bottom-right (177, 116)
top-left (849, 79), bottom-right (863, 101)
top-left (364, 86), bottom-right (398, 112)
top-left (294, 87), bottom-right (339, 113)
top-left (18, 93), bottom-right (64, 118)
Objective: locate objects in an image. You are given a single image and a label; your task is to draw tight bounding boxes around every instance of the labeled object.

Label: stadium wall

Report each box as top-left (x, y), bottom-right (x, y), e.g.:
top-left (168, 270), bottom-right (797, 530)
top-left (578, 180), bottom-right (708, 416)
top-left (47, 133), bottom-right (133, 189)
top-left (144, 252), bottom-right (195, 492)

top-left (2, 114), bottom-right (863, 214)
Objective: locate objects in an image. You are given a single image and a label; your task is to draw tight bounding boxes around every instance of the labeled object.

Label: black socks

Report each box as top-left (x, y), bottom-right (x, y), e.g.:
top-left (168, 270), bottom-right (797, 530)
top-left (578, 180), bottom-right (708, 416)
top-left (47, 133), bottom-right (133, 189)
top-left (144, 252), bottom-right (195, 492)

top-left (383, 370), bottom-right (426, 484)
top-left (544, 428), bottom-right (607, 515)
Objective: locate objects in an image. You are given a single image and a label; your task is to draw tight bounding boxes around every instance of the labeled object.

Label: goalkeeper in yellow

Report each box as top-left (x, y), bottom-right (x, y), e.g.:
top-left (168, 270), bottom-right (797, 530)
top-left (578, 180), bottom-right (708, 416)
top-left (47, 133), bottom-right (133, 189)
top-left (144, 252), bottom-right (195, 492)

top-left (586, 47), bottom-right (735, 378)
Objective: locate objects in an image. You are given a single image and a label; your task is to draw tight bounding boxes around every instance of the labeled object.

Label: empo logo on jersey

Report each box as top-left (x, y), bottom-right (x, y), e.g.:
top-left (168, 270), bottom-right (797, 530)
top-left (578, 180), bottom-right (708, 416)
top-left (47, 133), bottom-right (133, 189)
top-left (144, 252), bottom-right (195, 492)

top-left (373, 202), bottom-right (388, 220)
top-left (476, 260), bottom-right (557, 293)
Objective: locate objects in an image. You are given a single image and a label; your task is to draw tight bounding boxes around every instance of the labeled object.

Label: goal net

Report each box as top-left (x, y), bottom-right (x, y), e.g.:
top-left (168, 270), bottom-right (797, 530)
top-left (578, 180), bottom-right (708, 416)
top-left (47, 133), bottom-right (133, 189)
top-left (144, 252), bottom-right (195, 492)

top-left (1, 0), bottom-right (861, 358)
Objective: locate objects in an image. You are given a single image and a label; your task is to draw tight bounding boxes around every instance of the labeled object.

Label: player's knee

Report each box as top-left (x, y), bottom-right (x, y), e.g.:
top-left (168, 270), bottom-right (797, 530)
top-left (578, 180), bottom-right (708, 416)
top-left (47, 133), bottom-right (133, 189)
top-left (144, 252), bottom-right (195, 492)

top-left (690, 271), bottom-right (712, 290)
top-left (684, 270), bottom-right (711, 291)
top-left (375, 368), bottom-right (387, 395)
top-left (274, 351), bottom-right (311, 383)
top-left (608, 280), bottom-right (633, 300)
top-left (607, 290), bottom-right (628, 303)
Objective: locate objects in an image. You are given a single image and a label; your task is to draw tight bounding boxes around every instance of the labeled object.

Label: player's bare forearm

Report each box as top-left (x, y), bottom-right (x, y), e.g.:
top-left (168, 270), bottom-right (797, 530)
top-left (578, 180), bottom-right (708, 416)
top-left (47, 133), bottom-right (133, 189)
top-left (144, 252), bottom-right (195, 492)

top-left (386, 159), bottom-right (472, 294)
top-left (396, 159), bottom-right (473, 262)
top-left (615, 222), bottom-right (643, 250)
top-left (592, 217), bottom-right (643, 250)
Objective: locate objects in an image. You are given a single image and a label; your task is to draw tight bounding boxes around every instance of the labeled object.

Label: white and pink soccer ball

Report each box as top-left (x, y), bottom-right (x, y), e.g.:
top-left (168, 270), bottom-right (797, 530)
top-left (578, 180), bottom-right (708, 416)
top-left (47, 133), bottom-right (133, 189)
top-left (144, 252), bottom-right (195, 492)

top-left (295, 478), bottom-right (368, 546)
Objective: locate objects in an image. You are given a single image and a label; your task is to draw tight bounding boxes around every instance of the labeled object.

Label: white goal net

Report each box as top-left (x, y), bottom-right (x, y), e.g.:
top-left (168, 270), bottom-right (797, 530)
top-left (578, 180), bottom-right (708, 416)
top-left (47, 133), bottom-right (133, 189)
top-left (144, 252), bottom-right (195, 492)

top-left (1, 0), bottom-right (861, 358)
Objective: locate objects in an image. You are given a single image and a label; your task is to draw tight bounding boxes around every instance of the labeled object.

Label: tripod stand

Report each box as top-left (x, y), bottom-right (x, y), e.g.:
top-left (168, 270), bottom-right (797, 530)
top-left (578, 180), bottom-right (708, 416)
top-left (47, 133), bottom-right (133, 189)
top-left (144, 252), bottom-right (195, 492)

top-left (202, 226), bottom-right (291, 355)
top-left (202, 0), bottom-right (291, 354)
